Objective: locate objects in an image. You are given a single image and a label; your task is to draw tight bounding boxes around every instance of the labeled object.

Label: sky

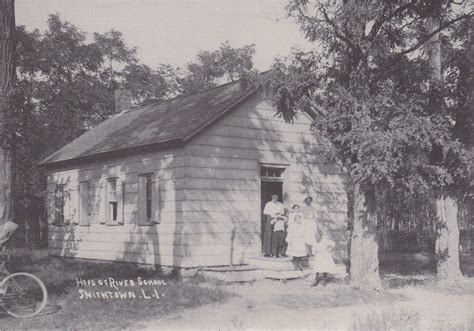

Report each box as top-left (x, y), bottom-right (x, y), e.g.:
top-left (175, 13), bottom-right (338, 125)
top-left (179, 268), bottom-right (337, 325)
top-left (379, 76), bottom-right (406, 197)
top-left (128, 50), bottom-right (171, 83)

top-left (16, 0), bottom-right (313, 71)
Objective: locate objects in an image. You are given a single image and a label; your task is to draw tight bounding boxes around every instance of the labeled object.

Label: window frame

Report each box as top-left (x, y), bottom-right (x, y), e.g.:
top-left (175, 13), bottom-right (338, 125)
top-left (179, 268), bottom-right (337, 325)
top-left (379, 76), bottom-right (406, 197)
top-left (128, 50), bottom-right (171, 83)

top-left (106, 178), bottom-right (119, 224)
top-left (138, 173), bottom-right (159, 225)
top-left (260, 165), bottom-right (286, 183)
top-left (54, 184), bottom-right (65, 225)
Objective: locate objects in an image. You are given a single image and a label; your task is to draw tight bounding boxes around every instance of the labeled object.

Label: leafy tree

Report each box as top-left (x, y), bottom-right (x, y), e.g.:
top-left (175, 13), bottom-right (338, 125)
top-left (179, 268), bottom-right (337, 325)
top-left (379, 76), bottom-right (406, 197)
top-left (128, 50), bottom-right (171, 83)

top-left (178, 41), bottom-right (257, 95)
top-left (266, 0), bottom-right (473, 288)
top-left (13, 15), bottom-right (258, 245)
top-left (13, 15), bottom-right (154, 244)
top-left (122, 63), bottom-right (179, 105)
top-left (0, 0), bottom-right (15, 226)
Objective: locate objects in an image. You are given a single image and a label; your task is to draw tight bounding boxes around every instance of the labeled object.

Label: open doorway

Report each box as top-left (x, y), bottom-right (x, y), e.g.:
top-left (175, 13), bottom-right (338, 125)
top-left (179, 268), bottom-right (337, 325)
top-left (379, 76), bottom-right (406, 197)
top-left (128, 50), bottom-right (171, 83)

top-left (260, 166), bottom-right (285, 253)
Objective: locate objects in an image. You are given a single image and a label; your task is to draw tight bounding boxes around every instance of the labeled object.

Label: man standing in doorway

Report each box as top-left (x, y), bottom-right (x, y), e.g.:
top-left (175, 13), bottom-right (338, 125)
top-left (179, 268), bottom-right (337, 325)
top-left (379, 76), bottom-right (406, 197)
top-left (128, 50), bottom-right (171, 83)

top-left (263, 194), bottom-right (284, 257)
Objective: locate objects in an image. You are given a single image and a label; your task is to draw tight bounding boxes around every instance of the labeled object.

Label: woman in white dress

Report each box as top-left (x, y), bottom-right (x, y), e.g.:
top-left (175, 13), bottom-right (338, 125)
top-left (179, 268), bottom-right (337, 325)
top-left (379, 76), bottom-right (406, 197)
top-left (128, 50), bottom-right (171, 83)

top-left (301, 196), bottom-right (317, 256)
top-left (285, 204), bottom-right (307, 270)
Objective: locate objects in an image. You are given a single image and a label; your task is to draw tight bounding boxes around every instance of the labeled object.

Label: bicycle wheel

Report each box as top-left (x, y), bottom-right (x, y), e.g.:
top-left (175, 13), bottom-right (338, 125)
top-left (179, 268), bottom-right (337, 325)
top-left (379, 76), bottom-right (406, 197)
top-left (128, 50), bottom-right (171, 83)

top-left (1, 272), bottom-right (47, 318)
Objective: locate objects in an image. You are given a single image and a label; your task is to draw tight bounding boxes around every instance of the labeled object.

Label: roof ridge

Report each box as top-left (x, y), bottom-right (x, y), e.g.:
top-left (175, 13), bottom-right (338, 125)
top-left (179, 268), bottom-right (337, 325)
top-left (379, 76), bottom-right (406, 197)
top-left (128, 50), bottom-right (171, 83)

top-left (41, 70), bottom-right (271, 166)
top-left (123, 78), bottom-right (242, 114)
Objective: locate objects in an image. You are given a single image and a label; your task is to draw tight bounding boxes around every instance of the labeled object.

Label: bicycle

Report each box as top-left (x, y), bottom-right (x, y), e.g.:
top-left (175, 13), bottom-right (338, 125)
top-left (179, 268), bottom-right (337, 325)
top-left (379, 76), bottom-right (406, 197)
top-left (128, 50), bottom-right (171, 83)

top-left (0, 227), bottom-right (48, 318)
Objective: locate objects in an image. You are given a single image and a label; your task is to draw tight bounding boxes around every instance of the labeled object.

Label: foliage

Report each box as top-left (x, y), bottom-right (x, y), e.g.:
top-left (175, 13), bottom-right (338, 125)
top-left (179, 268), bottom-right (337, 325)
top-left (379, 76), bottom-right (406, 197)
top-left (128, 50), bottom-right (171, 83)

top-left (13, 15), bottom-right (258, 245)
top-left (177, 41), bottom-right (257, 95)
top-left (1, 249), bottom-right (228, 329)
top-left (266, 0), bottom-right (473, 195)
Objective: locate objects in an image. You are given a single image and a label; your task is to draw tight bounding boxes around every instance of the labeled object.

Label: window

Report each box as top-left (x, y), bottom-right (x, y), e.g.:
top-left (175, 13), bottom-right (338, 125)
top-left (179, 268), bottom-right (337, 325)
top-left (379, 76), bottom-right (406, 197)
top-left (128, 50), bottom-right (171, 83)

top-left (260, 166), bottom-right (285, 181)
top-left (55, 185), bottom-right (65, 224)
top-left (101, 178), bottom-right (123, 225)
top-left (139, 174), bottom-right (159, 225)
top-left (107, 179), bottom-right (118, 223)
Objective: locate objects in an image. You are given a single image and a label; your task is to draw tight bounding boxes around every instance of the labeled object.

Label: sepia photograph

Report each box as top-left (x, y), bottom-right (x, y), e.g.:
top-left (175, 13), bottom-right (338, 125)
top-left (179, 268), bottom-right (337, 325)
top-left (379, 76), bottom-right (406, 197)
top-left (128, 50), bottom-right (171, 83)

top-left (0, 0), bottom-right (473, 329)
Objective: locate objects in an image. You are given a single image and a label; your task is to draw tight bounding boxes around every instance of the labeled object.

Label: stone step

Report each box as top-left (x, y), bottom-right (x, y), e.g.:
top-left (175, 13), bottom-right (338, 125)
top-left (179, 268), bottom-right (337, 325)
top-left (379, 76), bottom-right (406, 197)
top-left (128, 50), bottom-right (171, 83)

top-left (198, 267), bottom-right (314, 282)
top-left (197, 265), bottom-right (264, 282)
top-left (196, 257), bottom-right (348, 283)
top-left (248, 256), bottom-right (314, 270)
top-left (264, 269), bottom-right (313, 281)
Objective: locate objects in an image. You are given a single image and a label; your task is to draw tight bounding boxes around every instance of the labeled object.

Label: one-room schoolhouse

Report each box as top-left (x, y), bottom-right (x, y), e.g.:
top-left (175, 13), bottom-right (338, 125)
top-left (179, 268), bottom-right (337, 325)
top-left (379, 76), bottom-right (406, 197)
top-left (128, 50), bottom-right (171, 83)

top-left (41, 79), bottom-right (349, 268)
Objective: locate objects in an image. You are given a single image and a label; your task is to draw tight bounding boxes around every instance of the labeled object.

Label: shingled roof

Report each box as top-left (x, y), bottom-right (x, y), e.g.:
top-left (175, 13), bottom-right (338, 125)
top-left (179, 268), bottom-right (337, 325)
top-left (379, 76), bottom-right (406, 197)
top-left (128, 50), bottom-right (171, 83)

top-left (41, 80), bottom-right (256, 166)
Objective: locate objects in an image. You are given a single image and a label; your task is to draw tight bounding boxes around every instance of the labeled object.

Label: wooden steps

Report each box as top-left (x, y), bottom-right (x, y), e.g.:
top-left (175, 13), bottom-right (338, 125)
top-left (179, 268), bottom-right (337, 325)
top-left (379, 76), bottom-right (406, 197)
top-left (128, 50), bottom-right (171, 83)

top-left (196, 256), bottom-right (348, 283)
top-left (197, 265), bottom-right (264, 282)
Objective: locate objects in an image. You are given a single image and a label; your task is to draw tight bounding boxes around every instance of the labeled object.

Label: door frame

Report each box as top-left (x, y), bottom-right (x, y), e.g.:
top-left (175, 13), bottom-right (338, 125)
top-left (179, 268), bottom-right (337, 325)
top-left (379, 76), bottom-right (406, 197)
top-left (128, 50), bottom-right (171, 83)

top-left (259, 163), bottom-right (288, 252)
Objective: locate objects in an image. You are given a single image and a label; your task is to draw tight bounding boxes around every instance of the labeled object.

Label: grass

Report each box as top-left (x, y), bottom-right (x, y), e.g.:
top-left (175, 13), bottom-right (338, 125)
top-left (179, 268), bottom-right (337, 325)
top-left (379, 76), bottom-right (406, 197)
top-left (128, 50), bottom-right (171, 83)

top-left (352, 309), bottom-right (420, 331)
top-left (352, 309), bottom-right (474, 331)
top-left (379, 250), bottom-right (474, 277)
top-left (0, 249), bottom-right (229, 329)
top-left (1, 249), bottom-right (473, 329)
top-left (379, 251), bottom-right (474, 289)
top-left (276, 284), bottom-right (408, 311)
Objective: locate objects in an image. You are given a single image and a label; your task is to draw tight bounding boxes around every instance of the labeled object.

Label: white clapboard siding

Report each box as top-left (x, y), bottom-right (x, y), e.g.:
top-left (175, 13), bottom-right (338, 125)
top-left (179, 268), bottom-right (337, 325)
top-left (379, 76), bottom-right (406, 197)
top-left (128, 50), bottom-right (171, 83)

top-left (49, 240), bottom-right (261, 260)
top-left (186, 155), bottom-right (257, 170)
top-left (47, 94), bottom-right (348, 267)
top-left (46, 152), bottom-right (185, 184)
top-left (184, 189), bottom-right (259, 201)
top-left (182, 178), bottom-right (259, 191)
top-left (180, 95), bottom-right (349, 264)
top-left (48, 247), bottom-right (261, 267)
top-left (49, 229), bottom-right (260, 246)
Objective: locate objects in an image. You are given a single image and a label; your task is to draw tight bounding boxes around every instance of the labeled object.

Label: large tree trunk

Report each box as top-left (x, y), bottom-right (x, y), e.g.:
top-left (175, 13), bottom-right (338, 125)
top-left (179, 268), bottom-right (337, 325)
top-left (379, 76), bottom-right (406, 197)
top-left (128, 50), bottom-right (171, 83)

top-left (350, 182), bottom-right (382, 289)
top-left (432, 143), bottom-right (462, 280)
top-left (427, 5), bottom-right (463, 280)
top-left (435, 190), bottom-right (462, 280)
top-left (0, 0), bottom-right (15, 225)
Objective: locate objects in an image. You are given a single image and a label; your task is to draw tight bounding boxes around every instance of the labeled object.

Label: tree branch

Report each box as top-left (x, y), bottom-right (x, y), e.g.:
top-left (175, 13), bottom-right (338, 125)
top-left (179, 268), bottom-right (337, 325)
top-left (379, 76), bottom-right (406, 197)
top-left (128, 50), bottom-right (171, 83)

top-left (396, 12), bottom-right (474, 57)
top-left (319, 6), bottom-right (364, 59)
top-left (399, 16), bottom-right (422, 31)
top-left (367, 1), bottom-right (417, 41)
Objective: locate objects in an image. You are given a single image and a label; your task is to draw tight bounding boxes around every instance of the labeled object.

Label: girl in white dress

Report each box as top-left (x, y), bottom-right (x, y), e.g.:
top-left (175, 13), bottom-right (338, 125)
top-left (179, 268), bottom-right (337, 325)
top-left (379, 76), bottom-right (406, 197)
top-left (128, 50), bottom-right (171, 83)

top-left (311, 224), bottom-right (339, 286)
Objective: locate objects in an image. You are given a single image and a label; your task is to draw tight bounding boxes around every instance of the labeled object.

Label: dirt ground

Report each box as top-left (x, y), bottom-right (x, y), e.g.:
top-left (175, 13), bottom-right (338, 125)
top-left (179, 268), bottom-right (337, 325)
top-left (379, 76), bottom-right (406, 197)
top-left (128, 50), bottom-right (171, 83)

top-left (137, 277), bottom-right (474, 330)
top-left (2, 251), bottom-right (473, 330)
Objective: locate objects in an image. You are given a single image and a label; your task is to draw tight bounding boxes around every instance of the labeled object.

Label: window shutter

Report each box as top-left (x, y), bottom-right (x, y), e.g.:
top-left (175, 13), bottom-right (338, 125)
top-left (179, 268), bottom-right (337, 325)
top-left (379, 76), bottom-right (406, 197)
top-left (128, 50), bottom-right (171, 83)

top-left (79, 181), bottom-right (90, 226)
top-left (70, 186), bottom-right (79, 224)
top-left (64, 184), bottom-right (71, 224)
top-left (99, 182), bottom-right (107, 224)
top-left (138, 175), bottom-right (147, 225)
top-left (152, 174), bottom-right (160, 224)
top-left (117, 179), bottom-right (124, 224)
top-left (47, 189), bottom-right (56, 225)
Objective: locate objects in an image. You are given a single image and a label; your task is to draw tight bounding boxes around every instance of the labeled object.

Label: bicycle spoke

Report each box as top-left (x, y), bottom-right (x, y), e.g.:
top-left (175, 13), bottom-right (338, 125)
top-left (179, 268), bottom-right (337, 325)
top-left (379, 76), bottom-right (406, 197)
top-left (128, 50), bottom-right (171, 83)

top-left (1, 273), bottom-right (47, 318)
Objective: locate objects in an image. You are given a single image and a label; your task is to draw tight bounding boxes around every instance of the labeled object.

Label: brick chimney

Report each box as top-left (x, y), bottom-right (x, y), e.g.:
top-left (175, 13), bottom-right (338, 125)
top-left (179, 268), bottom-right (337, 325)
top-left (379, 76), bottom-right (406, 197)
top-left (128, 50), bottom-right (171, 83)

top-left (114, 88), bottom-right (133, 113)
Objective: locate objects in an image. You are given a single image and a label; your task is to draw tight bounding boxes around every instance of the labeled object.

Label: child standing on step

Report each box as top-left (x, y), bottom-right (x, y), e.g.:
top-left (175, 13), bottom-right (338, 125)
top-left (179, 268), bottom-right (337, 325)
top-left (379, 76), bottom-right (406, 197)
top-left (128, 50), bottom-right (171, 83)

top-left (311, 224), bottom-right (338, 286)
top-left (271, 212), bottom-right (288, 258)
top-left (286, 204), bottom-right (307, 269)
